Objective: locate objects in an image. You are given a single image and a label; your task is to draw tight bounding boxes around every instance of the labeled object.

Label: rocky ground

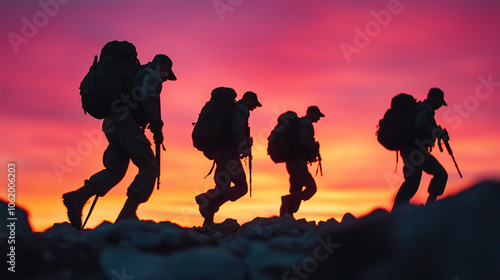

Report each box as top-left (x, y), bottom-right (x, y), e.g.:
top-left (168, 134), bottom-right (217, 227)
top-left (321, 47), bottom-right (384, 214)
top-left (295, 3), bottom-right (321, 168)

top-left (2, 180), bottom-right (499, 280)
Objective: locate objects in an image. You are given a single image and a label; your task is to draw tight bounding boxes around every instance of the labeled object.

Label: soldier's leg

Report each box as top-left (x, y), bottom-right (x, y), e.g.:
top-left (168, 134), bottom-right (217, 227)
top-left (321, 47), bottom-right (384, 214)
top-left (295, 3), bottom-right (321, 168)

top-left (423, 154), bottom-right (448, 204)
top-left (394, 149), bottom-right (424, 208)
top-left (225, 155), bottom-right (248, 202)
top-left (281, 161), bottom-right (300, 216)
top-left (117, 127), bottom-right (157, 204)
top-left (213, 152), bottom-right (247, 206)
top-left (286, 160), bottom-right (317, 214)
top-left (286, 160), bottom-right (304, 195)
top-left (88, 133), bottom-right (130, 196)
top-left (113, 126), bottom-right (157, 221)
top-left (64, 133), bottom-right (129, 229)
top-left (300, 167), bottom-right (317, 202)
top-left (195, 150), bottom-right (235, 225)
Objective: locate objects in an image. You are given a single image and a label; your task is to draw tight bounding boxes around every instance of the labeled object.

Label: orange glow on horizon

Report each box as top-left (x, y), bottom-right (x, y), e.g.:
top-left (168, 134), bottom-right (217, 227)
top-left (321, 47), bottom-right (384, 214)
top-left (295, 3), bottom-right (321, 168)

top-left (1, 1), bottom-right (499, 232)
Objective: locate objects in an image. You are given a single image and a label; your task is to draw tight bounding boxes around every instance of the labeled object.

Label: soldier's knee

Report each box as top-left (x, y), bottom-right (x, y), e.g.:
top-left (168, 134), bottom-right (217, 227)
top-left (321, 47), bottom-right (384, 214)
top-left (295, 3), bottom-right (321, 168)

top-left (436, 168), bottom-right (448, 182)
top-left (151, 161), bottom-right (159, 176)
top-left (237, 183), bottom-right (248, 196)
top-left (232, 182), bottom-right (248, 200)
top-left (139, 161), bottom-right (158, 177)
top-left (311, 185), bottom-right (317, 196)
top-left (304, 185), bottom-right (317, 201)
top-left (108, 165), bottom-right (128, 179)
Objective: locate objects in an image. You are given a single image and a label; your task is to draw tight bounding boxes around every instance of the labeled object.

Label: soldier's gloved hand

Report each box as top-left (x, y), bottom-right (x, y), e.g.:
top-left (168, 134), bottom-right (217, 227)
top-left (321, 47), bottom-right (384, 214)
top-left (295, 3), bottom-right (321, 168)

top-left (433, 126), bottom-right (447, 141)
top-left (434, 129), bottom-right (446, 144)
top-left (313, 141), bottom-right (320, 157)
top-left (153, 130), bottom-right (164, 144)
top-left (441, 129), bottom-right (450, 142)
top-left (149, 120), bottom-right (164, 144)
top-left (149, 120), bottom-right (163, 133)
top-left (240, 147), bottom-right (250, 158)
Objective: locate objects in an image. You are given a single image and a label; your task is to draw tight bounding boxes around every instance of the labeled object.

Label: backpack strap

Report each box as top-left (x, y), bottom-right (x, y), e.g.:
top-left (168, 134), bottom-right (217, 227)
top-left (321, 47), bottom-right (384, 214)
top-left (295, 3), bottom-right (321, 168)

top-left (203, 160), bottom-right (216, 179)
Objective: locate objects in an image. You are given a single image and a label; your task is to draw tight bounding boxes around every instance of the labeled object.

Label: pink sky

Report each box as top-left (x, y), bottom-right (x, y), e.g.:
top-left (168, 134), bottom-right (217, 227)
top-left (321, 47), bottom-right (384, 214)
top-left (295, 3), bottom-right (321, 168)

top-left (1, 0), bottom-right (499, 232)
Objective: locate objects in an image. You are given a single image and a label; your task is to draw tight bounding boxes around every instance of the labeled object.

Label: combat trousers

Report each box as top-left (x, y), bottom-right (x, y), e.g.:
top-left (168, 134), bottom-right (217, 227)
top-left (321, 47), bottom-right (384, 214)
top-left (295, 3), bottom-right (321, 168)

top-left (394, 145), bottom-right (448, 206)
top-left (285, 159), bottom-right (317, 213)
top-left (201, 148), bottom-right (248, 213)
top-left (88, 124), bottom-right (158, 203)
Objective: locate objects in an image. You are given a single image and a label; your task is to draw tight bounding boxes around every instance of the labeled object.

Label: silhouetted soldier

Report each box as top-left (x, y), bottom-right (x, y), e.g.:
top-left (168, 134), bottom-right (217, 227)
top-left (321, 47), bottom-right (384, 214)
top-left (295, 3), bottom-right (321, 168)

top-left (63, 54), bottom-right (176, 229)
top-left (280, 106), bottom-right (324, 217)
top-left (195, 91), bottom-right (262, 226)
top-left (393, 88), bottom-right (448, 209)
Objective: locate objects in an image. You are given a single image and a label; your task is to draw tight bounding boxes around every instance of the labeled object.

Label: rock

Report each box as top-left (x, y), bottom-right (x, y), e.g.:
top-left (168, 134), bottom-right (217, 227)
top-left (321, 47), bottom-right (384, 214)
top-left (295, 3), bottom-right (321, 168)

top-left (100, 246), bottom-right (246, 280)
top-left (312, 180), bottom-right (500, 280)
top-left (340, 212), bottom-right (357, 224)
top-left (12, 180), bottom-right (500, 280)
top-left (0, 200), bottom-right (42, 278)
top-left (218, 218), bottom-right (240, 235)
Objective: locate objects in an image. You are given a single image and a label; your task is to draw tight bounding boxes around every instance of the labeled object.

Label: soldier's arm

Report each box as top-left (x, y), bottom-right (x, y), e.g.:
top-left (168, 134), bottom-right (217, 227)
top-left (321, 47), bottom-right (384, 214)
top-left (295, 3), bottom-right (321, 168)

top-left (414, 104), bottom-right (436, 139)
top-left (140, 73), bottom-right (162, 131)
top-left (231, 106), bottom-right (249, 153)
top-left (298, 121), bottom-right (317, 152)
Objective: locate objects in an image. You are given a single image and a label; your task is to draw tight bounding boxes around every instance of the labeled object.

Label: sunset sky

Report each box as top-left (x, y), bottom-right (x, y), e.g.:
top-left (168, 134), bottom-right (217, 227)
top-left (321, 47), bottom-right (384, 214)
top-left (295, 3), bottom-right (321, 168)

top-left (1, 0), bottom-right (499, 232)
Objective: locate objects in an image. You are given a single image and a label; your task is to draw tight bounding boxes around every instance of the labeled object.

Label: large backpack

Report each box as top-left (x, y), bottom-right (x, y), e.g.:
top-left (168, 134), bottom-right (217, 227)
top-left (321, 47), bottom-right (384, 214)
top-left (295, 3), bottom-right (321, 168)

top-left (79, 40), bottom-right (141, 119)
top-left (267, 111), bottom-right (300, 163)
top-left (377, 93), bottom-right (418, 151)
top-left (192, 87), bottom-right (237, 159)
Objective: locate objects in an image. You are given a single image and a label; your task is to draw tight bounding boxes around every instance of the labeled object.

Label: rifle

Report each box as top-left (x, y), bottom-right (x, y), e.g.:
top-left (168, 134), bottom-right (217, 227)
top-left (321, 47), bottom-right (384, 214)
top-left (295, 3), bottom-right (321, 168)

top-left (437, 128), bottom-right (463, 178)
top-left (156, 142), bottom-right (166, 190)
top-left (155, 95), bottom-right (166, 190)
top-left (315, 150), bottom-right (323, 177)
top-left (248, 135), bottom-right (253, 197)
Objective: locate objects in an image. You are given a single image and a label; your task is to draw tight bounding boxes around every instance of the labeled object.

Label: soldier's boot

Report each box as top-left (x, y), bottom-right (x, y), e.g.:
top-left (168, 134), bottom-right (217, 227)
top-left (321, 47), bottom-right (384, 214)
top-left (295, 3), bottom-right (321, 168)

top-left (115, 196), bottom-right (141, 222)
top-left (426, 193), bottom-right (438, 205)
top-left (63, 181), bottom-right (96, 230)
top-left (202, 212), bottom-right (215, 227)
top-left (196, 191), bottom-right (227, 227)
top-left (195, 192), bottom-right (212, 219)
top-left (280, 195), bottom-right (292, 217)
top-left (288, 193), bottom-right (302, 217)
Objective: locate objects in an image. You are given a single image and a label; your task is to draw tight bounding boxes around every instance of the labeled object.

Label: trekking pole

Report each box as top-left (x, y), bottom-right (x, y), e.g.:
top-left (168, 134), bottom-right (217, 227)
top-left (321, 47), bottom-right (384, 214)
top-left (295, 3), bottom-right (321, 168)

top-left (438, 129), bottom-right (463, 178)
top-left (81, 195), bottom-right (98, 230)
